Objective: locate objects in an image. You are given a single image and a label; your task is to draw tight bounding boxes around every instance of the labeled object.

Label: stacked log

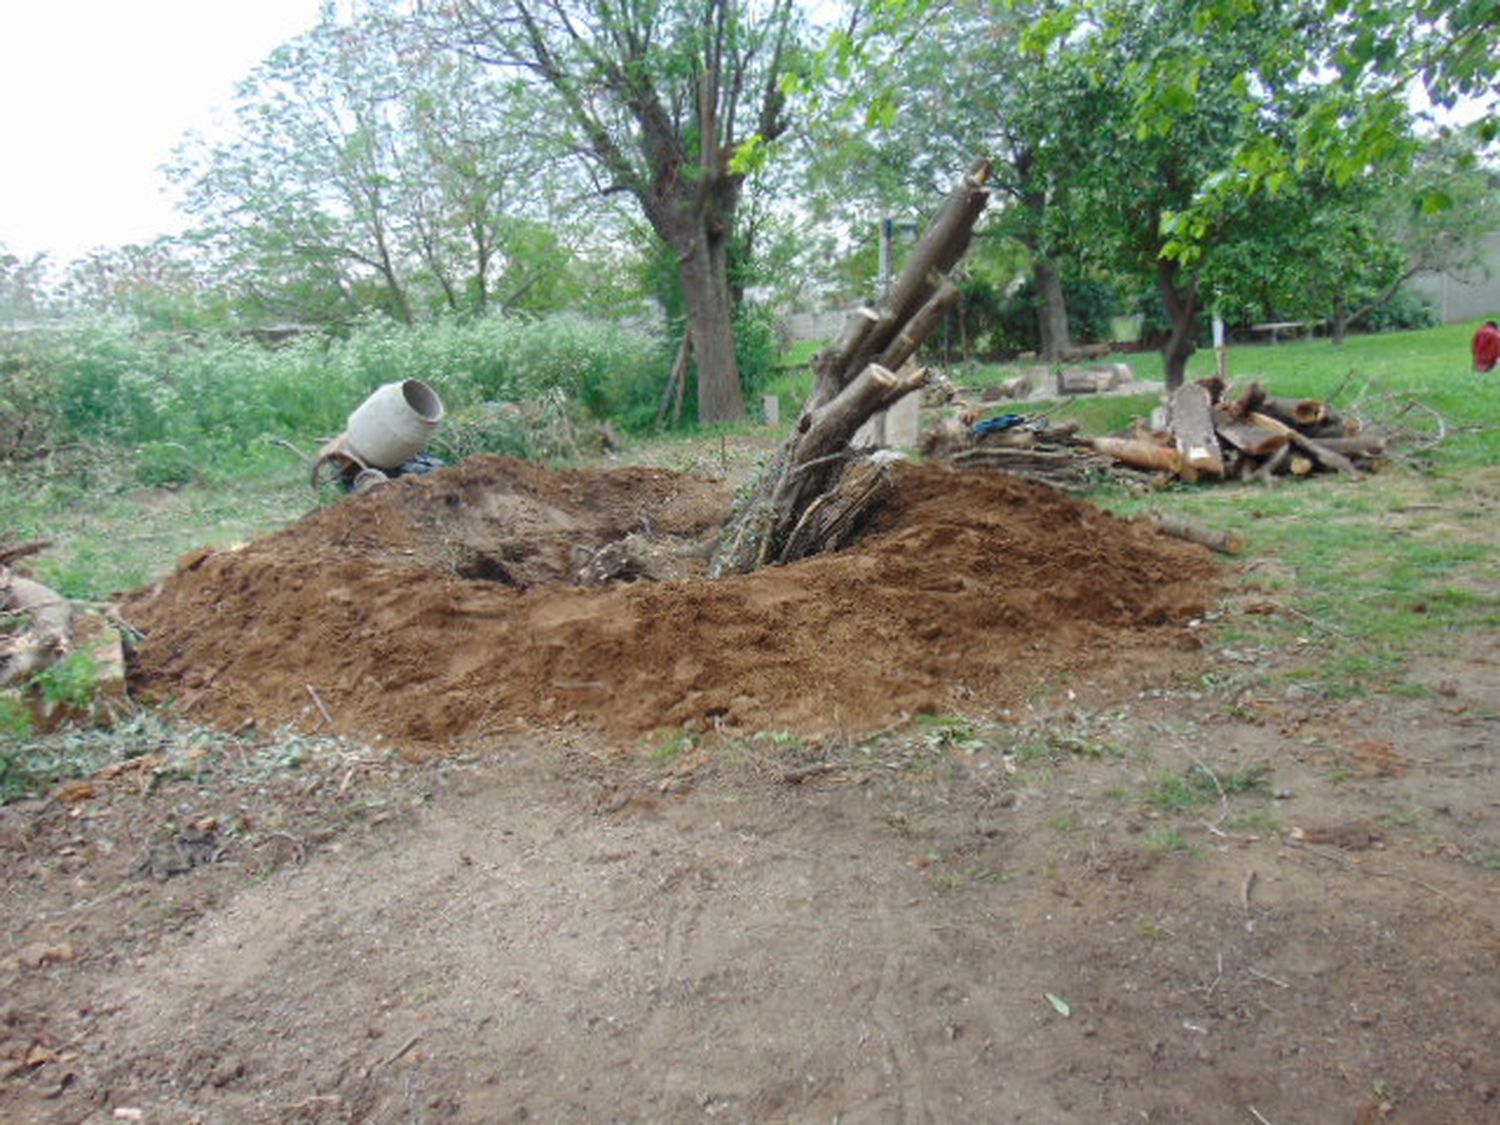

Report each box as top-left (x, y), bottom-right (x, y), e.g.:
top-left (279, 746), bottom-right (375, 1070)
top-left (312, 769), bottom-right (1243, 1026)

top-left (1091, 379), bottom-right (1385, 484)
top-left (947, 420), bottom-right (1119, 492)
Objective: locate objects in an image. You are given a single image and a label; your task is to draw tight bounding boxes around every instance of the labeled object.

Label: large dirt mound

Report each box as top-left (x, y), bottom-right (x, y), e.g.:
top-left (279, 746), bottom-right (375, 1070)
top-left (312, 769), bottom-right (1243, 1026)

top-left (123, 455), bottom-right (1217, 749)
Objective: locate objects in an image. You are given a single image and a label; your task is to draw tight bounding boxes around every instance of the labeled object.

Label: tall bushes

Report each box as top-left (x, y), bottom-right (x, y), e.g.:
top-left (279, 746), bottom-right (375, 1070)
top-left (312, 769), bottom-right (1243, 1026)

top-left (0, 313), bottom-right (671, 479)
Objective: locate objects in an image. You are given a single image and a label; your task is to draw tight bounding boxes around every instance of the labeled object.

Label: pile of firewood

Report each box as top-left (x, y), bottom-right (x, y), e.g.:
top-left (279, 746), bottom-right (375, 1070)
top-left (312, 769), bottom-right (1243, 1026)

top-left (1091, 378), bottom-right (1386, 483)
top-left (933, 419), bottom-right (1114, 492)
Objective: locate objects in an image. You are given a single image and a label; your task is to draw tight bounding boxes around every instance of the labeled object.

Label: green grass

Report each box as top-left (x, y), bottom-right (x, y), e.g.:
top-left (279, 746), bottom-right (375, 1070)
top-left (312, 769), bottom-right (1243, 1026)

top-left (1145, 827), bottom-right (1196, 854)
top-left (1144, 764), bottom-right (1272, 810)
top-left (996, 320), bottom-right (1500, 699)
top-left (2, 454), bottom-right (311, 600)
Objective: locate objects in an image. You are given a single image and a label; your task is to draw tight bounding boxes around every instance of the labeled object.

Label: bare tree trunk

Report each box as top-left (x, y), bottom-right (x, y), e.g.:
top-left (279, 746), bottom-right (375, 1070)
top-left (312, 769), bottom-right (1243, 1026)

top-left (1034, 256), bottom-right (1072, 361)
top-left (678, 232), bottom-right (747, 422)
top-left (1157, 257), bottom-right (1199, 391)
top-left (1331, 291), bottom-right (1348, 346)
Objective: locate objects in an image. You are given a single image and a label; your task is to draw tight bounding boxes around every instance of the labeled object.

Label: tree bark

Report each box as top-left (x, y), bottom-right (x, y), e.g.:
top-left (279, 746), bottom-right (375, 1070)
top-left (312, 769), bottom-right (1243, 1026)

top-left (1034, 256), bottom-right (1072, 361)
top-left (1157, 257), bottom-right (1199, 391)
top-left (711, 161), bottom-right (991, 576)
top-left (1169, 383), bottom-right (1224, 478)
top-left (677, 229), bottom-right (747, 422)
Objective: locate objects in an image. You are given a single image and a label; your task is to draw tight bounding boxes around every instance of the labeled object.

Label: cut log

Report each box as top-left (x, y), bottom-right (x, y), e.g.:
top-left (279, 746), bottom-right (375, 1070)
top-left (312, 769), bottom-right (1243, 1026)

top-left (1258, 395), bottom-right (1329, 429)
top-left (997, 374), bottom-right (1033, 399)
top-left (1314, 434), bottom-right (1387, 458)
top-left (1148, 515), bottom-right (1245, 555)
top-left (1288, 453), bottom-right (1315, 476)
top-left (1091, 436), bottom-right (1184, 475)
top-left (1304, 417), bottom-right (1359, 440)
top-left (1212, 408), bottom-right (1290, 457)
top-left (1057, 368), bottom-right (1117, 395)
top-left (1248, 412), bottom-right (1361, 477)
top-left (1169, 383), bottom-right (1225, 478)
top-left (0, 575), bottom-right (73, 686)
top-left (1250, 443), bottom-right (1291, 483)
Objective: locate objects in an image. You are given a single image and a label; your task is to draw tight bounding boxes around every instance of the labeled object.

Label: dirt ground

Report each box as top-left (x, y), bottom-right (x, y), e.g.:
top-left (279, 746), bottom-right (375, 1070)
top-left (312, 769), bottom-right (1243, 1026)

top-left (3, 456), bottom-right (1500, 1123)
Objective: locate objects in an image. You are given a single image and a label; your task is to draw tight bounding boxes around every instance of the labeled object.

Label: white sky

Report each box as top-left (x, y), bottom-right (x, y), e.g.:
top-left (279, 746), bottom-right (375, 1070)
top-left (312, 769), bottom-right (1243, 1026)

top-left (0, 0), bottom-right (327, 264)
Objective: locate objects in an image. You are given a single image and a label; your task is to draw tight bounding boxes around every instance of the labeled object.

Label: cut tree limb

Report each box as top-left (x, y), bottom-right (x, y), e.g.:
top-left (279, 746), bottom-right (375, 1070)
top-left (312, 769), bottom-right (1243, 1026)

top-left (1249, 412), bottom-right (1361, 477)
top-left (1170, 384), bottom-right (1225, 478)
top-left (1148, 515), bottom-right (1246, 555)
top-left (1091, 436), bottom-right (1184, 475)
top-left (711, 161), bottom-right (991, 577)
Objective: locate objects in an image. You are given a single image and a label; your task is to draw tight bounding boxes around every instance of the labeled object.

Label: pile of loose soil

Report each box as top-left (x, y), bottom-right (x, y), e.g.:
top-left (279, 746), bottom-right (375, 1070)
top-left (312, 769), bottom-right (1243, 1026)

top-left (123, 455), bottom-right (1217, 749)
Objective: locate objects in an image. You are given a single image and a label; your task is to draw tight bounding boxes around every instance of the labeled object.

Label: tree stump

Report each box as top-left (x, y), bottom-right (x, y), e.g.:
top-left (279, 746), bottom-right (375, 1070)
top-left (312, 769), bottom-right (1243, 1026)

top-left (710, 160), bottom-right (992, 576)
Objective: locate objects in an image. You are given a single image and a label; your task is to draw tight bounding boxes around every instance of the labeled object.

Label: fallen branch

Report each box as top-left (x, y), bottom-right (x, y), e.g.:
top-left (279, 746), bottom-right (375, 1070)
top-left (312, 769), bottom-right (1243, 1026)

top-left (305, 684), bottom-right (335, 729)
top-left (0, 539), bottom-right (52, 567)
top-left (1148, 515), bottom-right (1245, 556)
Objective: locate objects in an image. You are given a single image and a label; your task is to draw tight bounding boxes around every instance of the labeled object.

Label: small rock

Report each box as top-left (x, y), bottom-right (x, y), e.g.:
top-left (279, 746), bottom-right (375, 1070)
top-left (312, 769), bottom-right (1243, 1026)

top-left (211, 1054), bottom-right (246, 1087)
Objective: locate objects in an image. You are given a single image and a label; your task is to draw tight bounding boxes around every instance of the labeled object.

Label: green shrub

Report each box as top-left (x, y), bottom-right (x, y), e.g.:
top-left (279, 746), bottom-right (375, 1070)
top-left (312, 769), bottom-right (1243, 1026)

top-left (2, 311), bottom-right (671, 465)
top-left (1362, 288), bottom-right (1440, 333)
top-left (33, 651), bottom-right (101, 710)
top-left (734, 303), bottom-right (781, 397)
top-left (0, 694), bottom-right (31, 741)
top-left (135, 440), bottom-right (197, 487)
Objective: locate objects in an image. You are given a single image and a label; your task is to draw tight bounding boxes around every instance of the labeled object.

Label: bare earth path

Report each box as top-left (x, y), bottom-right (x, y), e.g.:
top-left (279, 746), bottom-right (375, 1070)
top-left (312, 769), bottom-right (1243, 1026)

top-left (3, 458), bottom-right (1500, 1122)
top-left (4, 640), bottom-right (1500, 1123)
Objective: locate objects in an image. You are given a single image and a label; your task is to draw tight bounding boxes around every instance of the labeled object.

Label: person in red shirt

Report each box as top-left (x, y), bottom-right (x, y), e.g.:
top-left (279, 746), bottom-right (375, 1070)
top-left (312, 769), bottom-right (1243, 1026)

top-left (1474, 320), bottom-right (1500, 372)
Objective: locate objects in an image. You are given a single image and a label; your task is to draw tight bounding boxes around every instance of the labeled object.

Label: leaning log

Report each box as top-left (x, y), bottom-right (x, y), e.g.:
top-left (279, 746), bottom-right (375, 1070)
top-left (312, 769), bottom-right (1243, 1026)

top-left (711, 161), bottom-right (992, 577)
top-left (1169, 384), bottom-right (1225, 478)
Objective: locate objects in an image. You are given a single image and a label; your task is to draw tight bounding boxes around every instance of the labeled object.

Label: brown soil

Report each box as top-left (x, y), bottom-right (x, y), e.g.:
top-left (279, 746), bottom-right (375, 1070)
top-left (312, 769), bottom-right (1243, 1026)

top-left (6, 456), bottom-right (1500, 1124)
top-left (123, 456), bottom-right (1215, 750)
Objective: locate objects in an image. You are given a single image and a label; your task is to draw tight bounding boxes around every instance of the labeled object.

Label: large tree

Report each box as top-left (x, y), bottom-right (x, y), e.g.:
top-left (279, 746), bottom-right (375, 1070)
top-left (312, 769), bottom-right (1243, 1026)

top-left (1203, 137), bottom-right (1500, 344)
top-left (1048, 0), bottom-right (1361, 388)
top-left (171, 1), bottom-right (561, 326)
top-left (448, 0), bottom-right (803, 422)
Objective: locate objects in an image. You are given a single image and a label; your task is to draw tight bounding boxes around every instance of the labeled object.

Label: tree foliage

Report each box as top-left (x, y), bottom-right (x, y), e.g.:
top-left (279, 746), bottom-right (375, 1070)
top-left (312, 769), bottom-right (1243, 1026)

top-left (171, 0), bottom-right (574, 327)
top-left (446, 0), bottom-right (807, 422)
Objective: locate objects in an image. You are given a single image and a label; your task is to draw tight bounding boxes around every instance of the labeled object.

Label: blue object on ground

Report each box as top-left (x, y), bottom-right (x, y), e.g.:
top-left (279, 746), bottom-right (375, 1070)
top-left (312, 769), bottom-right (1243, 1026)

top-left (971, 413), bottom-right (1027, 437)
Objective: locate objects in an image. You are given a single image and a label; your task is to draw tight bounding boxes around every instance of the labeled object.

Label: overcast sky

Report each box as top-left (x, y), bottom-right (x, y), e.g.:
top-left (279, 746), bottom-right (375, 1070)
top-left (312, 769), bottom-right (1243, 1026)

top-left (0, 1), bottom-right (327, 264)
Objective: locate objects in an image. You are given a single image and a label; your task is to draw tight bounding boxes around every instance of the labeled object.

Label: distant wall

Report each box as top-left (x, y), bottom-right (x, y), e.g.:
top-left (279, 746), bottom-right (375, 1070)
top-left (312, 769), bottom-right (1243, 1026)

top-left (783, 308), bottom-right (852, 343)
top-left (1411, 231), bottom-right (1500, 323)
